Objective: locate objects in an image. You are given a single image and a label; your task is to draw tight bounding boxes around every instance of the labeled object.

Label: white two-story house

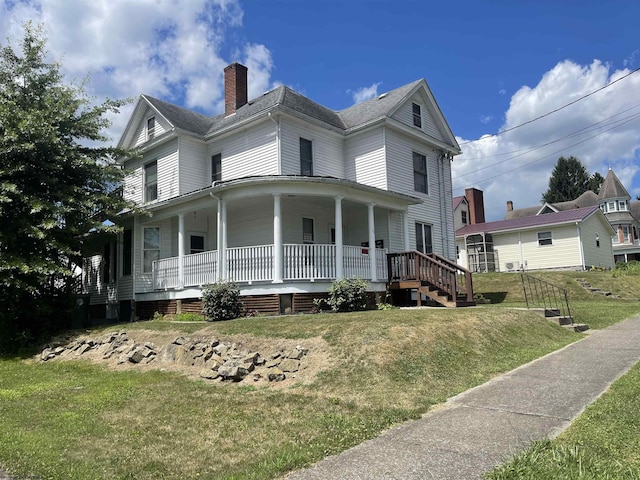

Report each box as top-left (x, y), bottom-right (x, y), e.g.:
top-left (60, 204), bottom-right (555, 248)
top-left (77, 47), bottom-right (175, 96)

top-left (83, 63), bottom-right (471, 321)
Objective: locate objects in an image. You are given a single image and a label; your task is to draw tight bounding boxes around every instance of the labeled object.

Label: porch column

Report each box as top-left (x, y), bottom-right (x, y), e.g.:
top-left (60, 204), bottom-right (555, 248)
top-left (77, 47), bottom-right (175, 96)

top-left (178, 213), bottom-right (185, 288)
top-left (368, 203), bottom-right (377, 282)
top-left (335, 196), bottom-right (344, 279)
top-left (403, 210), bottom-right (411, 251)
top-left (273, 194), bottom-right (283, 283)
top-left (217, 198), bottom-right (228, 281)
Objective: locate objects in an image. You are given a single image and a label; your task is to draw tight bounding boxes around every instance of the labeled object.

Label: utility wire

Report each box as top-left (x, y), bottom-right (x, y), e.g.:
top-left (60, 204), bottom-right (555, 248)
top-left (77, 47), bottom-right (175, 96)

top-left (453, 112), bottom-right (640, 190)
top-left (455, 109), bottom-right (640, 179)
top-left (459, 66), bottom-right (640, 146)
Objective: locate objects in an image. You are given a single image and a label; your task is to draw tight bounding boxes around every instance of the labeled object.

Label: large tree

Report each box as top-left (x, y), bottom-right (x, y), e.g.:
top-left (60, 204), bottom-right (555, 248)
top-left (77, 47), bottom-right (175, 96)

top-left (541, 156), bottom-right (602, 204)
top-left (0, 24), bottom-right (132, 351)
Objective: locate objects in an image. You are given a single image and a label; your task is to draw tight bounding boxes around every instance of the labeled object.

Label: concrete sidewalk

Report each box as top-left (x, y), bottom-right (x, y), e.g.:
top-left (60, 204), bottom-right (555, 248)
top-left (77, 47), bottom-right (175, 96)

top-left (287, 315), bottom-right (640, 480)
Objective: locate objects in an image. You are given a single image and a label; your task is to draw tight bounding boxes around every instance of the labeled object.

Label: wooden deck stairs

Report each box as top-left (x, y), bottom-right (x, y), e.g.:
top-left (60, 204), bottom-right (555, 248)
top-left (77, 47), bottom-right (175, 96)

top-left (386, 251), bottom-right (475, 308)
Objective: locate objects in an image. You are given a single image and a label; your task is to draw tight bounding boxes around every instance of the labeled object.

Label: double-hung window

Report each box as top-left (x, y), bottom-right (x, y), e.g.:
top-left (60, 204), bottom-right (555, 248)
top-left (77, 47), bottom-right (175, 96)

top-left (144, 160), bottom-right (158, 202)
top-left (211, 153), bottom-right (222, 183)
top-left (147, 116), bottom-right (156, 140)
top-left (538, 231), bottom-right (552, 246)
top-left (413, 152), bottom-right (428, 194)
top-left (143, 227), bottom-right (160, 273)
top-left (461, 210), bottom-right (468, 225)
top-left (415, 222), bottom-right (433, 254)
top-left (300, 138), bottom-right (313, 176)
top-left (412, 103), bottom-right (422, 128)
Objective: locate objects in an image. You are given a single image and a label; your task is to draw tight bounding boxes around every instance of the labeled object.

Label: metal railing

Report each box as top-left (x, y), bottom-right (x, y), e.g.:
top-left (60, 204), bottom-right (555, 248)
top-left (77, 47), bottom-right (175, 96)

top-left (521, 272), bottom-right (573, 322)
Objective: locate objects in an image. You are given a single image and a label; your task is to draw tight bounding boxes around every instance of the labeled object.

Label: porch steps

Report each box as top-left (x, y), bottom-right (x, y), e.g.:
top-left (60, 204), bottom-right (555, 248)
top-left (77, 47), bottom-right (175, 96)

top-left (529, 308), bottom-right (589, 332)
top-left (388, 280), bottom-right (474, 308)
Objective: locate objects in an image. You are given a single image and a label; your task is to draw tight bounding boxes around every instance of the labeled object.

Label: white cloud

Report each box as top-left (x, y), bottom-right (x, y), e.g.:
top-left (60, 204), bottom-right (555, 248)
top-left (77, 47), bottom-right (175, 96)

top-left (624, 49), bottom-right (638, 68)
top-left (479, 115), bottom-right (493, 124)
top-left (452, 59), bottom-right (640, 221)
top-left (0, 0), bottom-right (275, 142)
top-left (498, 88), bottom-right (506, 95)
top-left (348, 82), bottom-right (381, 104)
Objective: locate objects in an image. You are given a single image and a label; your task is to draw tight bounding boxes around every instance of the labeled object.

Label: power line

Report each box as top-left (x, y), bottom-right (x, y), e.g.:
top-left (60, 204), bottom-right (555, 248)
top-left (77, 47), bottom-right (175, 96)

top-left (459, 66), bottom-right (640, 146)
top-left (455, 108), bottom-right (640, 179)
top-left (452, 112), bottom-right (640, 191)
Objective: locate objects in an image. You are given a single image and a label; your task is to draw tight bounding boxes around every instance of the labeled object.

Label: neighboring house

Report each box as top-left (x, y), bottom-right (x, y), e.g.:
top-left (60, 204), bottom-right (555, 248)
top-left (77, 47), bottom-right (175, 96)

top-left (505, 169), bottom-right (640, 264)
top-left (83, 63), bottom-right (468, 321)
top-left (453, 188), bottom-right (615, 272)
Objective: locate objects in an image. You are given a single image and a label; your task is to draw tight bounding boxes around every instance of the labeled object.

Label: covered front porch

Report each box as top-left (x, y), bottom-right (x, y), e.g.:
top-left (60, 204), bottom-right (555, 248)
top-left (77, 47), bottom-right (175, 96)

top-left (136, 176), bottom-right (422, 295)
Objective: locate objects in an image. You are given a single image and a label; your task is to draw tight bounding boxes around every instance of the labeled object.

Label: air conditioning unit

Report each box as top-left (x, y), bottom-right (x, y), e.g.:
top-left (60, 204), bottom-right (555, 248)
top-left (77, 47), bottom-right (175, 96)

top-left (505, 262), bottom-right (515, 271)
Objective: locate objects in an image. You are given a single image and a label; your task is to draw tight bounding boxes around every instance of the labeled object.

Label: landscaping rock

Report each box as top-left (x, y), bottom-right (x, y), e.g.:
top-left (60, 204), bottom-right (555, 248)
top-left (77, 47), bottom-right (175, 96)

top-left (279, 358), bottom-right (300, 372)
top-left (268, 368), bottom-right (286, 382)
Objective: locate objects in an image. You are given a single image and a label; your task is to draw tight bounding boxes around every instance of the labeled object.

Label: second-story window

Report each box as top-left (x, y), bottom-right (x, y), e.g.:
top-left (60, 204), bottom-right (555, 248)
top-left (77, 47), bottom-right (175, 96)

top-left (412, 103), bottom-right (422, 128)
top-left (211, 153), bottom-right (222, 183)
top-left (413, 152), bottom-right (428, 194)
top-left (300, 138), bottom-right (313, 176)
top-left (461, 210), bottom-right (468, 225)
top-left (147, 116), bottom-right (156, 140)
top-left (144, 160), bottom-right (158, 202)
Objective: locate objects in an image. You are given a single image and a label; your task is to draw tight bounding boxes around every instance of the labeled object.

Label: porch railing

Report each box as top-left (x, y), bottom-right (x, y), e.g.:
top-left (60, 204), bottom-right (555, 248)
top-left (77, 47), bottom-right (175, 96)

top-left (521, 272), bottom-right (572, 321)
top-left (152, 244), bottom-right (388, 290)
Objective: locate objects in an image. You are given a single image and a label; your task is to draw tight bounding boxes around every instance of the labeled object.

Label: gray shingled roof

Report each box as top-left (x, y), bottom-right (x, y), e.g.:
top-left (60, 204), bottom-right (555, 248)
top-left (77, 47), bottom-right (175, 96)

top-left (144, 95), bottom-right (213, 136)
top-left (339, 80), bottom-right (422, 129)
top-left (142, 79), bottom-right (428, 139)
top-left (505, 190), bottom-right (599, 220)
top-left (598, 168), bottom-right (630, 200)
top-left (458, 205), bottom-right (601, 236)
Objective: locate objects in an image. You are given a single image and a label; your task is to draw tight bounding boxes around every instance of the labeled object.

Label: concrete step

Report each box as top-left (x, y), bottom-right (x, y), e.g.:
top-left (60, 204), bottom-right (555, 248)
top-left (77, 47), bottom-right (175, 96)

top-left (564, 323), bottom-right (589, 332)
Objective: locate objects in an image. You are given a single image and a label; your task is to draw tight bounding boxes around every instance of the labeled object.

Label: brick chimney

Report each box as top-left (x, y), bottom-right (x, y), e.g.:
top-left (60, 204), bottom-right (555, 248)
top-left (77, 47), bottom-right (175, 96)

top-left (465, 188), bottom-right (485, 224)
top-left (507, 200), bottom-right (513, 212)
top-left (224, 62), bottom-right (248, 116)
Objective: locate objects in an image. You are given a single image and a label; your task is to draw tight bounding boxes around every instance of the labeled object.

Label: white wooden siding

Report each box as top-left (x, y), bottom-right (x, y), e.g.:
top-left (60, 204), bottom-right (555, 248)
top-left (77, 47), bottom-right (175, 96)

top-left (131, 107), bottom-right (172, 148)
top-left (209, 120), bottom-right (278, 181)
top-left (391, 93), bottom-right (445, 142)
top-left (280, 119), bottom-right (344, 178)
top-left (388, 211), bottom-right (405, 252)
top-left (123, 159), bottom-right (143, 204)
top-left (344, 127), bottom-right (387, 188)
top-left (179, 137), bottom-right (208, 194)
top-left (385, 128), bottom-right (451, 257)
top-left (123, 139), bottom-right (179, 204)
top-left (580, 217), bottom-right (615, 269)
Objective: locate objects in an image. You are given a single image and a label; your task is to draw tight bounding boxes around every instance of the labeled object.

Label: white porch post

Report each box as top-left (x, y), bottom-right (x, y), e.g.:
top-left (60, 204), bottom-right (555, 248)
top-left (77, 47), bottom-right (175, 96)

top-left (178, 213), bottom-right (185, 288)
top-left (216, 198), bottom-right (228, 281)
top-left (335, 196), bottom-right (344, 279)
top-left (273, 194), bottom-right (283, 283)
top-left (403, 210), bottom-right (411, 251)
top-left (368, 203), bottom-right (377, 282)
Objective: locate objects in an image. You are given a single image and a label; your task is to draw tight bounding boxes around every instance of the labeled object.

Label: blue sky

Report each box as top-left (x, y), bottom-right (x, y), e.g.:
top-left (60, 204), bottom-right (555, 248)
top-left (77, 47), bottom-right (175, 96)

top-left (2, 0), bottom-right (639, 220)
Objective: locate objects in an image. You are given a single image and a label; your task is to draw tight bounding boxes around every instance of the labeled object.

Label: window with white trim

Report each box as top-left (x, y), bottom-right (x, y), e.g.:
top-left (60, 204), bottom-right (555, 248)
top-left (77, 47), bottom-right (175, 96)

top-left (300, 138), bottom-right (313, 176)
top-left (461, 210), bottom-right (468, 225)
top-left (412, 103), bottom-right (422, 128)
top-left (538, 231), bottom-right (552, 246)
top-left (143, 227), bottom-right (160, 273)
top-left (144, 160), bottom-right (158, 202)
top-left (211, 153), bottom-right (221, 183)
top-left (190, 235), bottom-right (205, 254)
top-left (413, 152), bottom-right (428, 194)
top-left (147, 116), bottom-right (156, 140)
top-left (415, 222), bottom-right (433, 254)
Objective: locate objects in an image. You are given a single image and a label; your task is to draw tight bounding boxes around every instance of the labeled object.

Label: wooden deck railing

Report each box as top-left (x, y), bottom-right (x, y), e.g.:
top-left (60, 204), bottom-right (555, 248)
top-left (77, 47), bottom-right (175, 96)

top-left (387, 250), bottom-right (474, 303)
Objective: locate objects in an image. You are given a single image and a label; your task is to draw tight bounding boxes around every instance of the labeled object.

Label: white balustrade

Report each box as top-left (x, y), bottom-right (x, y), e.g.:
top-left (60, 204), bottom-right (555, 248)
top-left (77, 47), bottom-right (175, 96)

top-left (153, 244), bottom-right (388, 288)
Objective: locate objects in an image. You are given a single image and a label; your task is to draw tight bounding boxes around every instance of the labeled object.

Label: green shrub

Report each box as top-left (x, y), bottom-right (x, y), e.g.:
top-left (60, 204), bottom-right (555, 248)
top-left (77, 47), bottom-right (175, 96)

top-left (202, 281), bottom-right (242, 321)
top-left (326, 277), bottom-right (369, 312)
top-left (612, 260), bottom-right (640, 277)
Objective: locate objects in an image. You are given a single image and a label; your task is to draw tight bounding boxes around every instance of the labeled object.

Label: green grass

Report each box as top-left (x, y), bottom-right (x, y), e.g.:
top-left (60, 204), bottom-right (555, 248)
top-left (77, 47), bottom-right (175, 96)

top-left (1, 270), bottom-right (640, 479)
top-left (487, 361), bottom-right (640, 479)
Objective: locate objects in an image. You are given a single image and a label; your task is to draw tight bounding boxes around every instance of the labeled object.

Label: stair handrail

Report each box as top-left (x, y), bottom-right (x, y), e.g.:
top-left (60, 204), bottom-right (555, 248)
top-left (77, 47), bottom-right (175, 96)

top-left (520, 272), bottom-right (572, 322)
top-left (387, 251), bottom-right (474, 303)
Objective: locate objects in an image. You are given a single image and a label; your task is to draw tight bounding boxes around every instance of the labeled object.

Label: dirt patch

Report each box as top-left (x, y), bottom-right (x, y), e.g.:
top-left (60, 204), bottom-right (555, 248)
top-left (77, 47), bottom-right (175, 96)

top-left (38, 327), bottom-right (334, 389)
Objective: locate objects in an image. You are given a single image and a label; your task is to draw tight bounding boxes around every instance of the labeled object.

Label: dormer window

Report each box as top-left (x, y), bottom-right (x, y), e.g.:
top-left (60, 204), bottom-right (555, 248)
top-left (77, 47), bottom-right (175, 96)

top-left (147, 116), bottom-right (156, 140)
top-left (619, 200), bottom-right (627, 211)
top-left (412, 103), bottom-right (422, 128)
top-left (608, 201), bottom-right (616, 212)
top-left (461, 210), bottom-right (468, 225)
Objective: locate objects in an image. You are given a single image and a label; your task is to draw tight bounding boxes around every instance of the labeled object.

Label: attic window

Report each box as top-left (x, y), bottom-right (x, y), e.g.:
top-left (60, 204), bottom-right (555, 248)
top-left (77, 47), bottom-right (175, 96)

top-left (412, 103), bottom-right (422, 128)
top-left (147, 116), bottom-right (156, 140)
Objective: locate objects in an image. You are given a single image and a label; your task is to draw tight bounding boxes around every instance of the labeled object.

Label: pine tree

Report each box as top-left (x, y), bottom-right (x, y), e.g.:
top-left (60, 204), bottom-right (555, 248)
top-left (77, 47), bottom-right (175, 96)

top-left (541, 156), bottom-right (599, 203)
top-left (0, 24), bottom-right (133, 350)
